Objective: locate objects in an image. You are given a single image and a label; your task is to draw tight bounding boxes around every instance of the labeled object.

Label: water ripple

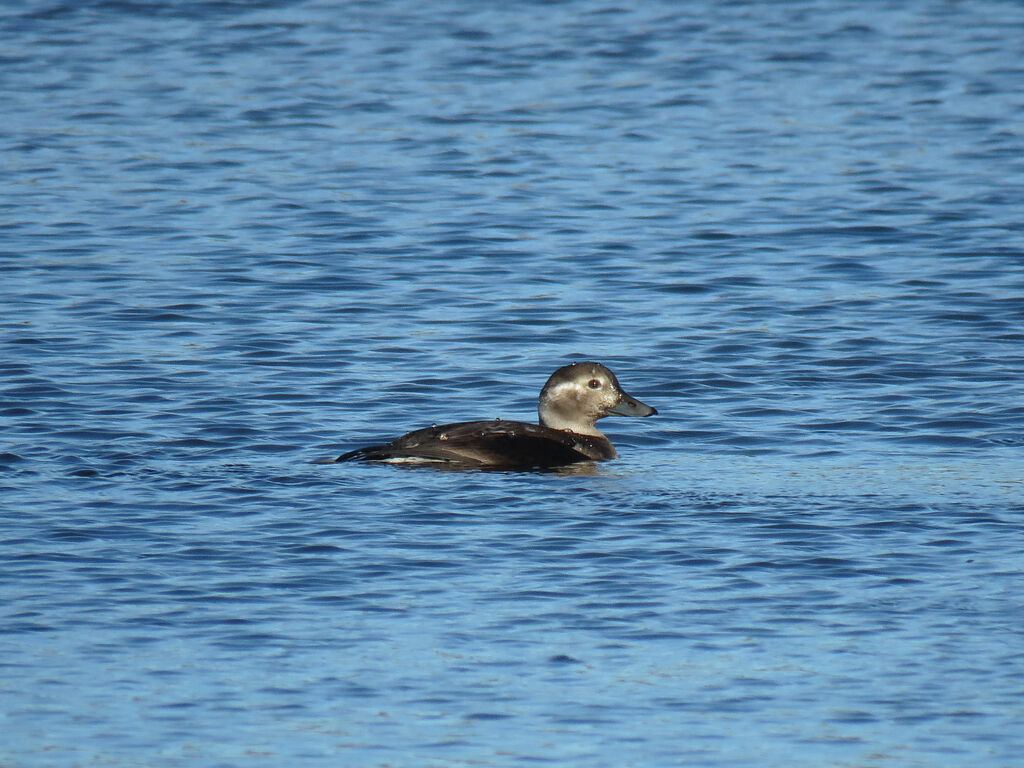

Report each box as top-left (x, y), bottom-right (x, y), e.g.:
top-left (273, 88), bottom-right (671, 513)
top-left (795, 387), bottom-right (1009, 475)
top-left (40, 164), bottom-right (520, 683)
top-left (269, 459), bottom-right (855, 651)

top-left (3, 1), bottom-right (1024, 767)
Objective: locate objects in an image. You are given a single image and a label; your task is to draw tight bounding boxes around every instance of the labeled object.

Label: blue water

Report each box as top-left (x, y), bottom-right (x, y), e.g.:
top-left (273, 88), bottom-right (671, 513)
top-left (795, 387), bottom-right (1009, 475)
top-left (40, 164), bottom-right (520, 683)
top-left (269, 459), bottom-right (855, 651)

top-left (3, 1), bottom-right (1024, 765)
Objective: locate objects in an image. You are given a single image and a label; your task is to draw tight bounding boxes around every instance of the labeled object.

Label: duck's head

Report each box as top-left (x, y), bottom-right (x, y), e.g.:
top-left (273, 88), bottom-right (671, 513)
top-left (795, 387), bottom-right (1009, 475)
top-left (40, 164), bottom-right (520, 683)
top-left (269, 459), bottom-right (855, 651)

top-left (538, 361), bottom-right (657, 437)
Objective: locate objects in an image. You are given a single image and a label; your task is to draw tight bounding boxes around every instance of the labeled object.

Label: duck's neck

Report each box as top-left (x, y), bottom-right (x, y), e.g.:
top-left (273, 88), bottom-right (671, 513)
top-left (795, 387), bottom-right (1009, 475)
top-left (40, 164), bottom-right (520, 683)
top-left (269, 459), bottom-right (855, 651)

top-left (539, 408), bottom-right (605, 438)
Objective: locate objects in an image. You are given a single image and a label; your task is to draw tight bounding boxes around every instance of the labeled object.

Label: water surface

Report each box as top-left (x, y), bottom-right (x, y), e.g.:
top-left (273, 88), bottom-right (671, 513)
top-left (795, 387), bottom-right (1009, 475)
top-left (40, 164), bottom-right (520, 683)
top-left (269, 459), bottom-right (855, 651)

top-left (2, 1), bottom-right (1024, 766)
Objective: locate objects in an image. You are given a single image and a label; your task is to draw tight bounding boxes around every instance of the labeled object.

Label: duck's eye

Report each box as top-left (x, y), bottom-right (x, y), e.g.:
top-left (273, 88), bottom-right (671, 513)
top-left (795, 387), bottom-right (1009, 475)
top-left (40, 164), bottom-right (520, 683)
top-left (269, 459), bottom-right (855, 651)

top-left (588, 378), bottom-right (602, 389)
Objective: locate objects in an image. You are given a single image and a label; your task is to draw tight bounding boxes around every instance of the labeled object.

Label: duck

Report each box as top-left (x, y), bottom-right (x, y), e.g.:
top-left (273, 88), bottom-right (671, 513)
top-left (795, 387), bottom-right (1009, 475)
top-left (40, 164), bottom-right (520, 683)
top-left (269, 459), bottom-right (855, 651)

top-left (332, 361), bottom-right (657, 469)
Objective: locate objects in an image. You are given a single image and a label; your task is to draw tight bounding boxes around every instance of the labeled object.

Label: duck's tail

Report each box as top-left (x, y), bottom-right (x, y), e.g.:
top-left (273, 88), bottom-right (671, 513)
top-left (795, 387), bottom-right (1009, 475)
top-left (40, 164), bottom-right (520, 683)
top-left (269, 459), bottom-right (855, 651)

top-left (332, 444), bottom-right (392, 462)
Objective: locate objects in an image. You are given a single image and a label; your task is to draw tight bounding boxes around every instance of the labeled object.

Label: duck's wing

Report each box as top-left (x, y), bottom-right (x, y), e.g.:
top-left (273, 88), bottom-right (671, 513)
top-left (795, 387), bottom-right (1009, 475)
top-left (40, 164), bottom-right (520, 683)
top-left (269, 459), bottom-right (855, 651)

top-left (335, 420), bottom-right (609, 468)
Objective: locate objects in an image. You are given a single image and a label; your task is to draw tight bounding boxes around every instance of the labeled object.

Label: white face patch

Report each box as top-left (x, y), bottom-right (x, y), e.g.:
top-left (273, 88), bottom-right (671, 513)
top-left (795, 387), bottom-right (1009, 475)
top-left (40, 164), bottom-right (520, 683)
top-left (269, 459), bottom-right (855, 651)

top-left (546, 380), bottom-right (585, 402)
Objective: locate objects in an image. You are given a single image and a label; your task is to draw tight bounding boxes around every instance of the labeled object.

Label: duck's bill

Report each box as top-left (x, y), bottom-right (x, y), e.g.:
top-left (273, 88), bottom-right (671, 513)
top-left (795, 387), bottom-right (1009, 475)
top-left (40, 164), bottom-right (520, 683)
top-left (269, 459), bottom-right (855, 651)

top-left (607, 393), bottom-right (657, 417)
